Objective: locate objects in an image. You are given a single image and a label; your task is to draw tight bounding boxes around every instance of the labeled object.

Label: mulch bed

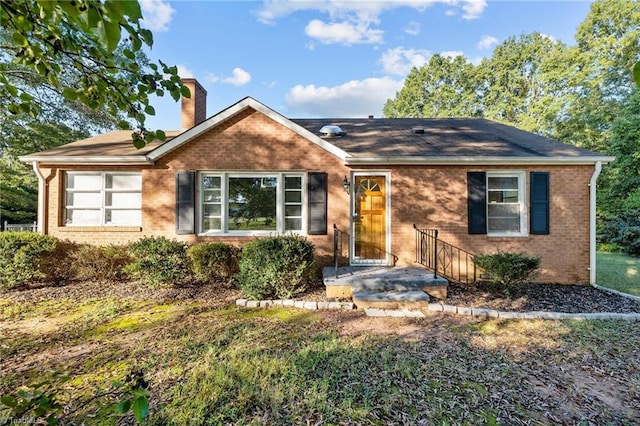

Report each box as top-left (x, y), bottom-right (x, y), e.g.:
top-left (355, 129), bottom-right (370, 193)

top-left (3, 280), bottom-right (640, 315)
top-left (444, 281), bottom-right (640, 313)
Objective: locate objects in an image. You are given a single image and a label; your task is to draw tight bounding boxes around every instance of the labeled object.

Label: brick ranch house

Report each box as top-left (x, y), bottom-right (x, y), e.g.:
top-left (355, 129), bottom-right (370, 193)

top-left (20, 79), bottom-right (613, 285)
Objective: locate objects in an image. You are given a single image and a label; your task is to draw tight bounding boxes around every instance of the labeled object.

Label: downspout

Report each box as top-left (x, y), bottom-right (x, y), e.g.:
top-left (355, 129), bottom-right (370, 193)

top-left (31, 161), bottom-right (45, 234)
top-left (589, 161), bottom-right (602, 285)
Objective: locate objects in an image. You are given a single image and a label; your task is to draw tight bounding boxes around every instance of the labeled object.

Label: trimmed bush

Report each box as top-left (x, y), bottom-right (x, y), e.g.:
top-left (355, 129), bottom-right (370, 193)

top-left (124, 237), bottom-right (190, 286)
top-left (68, 244), bottom-right (132, 282)
top-left (0, 232), bottom-right (57, 290)
top-left (238, 235), bottom-right (315, 300)
top-left (187, 242), bottom-right (240, 283)
top-left (39, 239), bottom-right (80, 283)
top-left (473, 251), bottom-right (541, 286)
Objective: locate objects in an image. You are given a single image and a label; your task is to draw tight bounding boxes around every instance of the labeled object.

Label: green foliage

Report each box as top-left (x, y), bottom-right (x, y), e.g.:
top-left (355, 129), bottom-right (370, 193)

top-left (599, 211), bottom-right (640, 256)
top-left (114, 369), bottom-right (150, 424)
top-left (0, 0), bottom-right (188, 146)
top-left (634, 61), bottom-right (640, 87)
top-left (0, 232), bottom-right (57, 290)
top-left (187, 242), bottom-right (240, 283)
top-left (238, 236), bottom-right (315, 300)
top-left (125, 237), bottom-right (190, 286)
top-left (473, 251), bottom-right (541, 286)
top-left (0, 373), bottom-right (69, 425)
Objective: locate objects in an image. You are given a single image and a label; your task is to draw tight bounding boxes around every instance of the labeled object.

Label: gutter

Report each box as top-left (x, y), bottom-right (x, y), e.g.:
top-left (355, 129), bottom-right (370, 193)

top-left (344, 155), bottom-right (616, 166)
top-left (18, 155), bottom-right (154, 165)
top-left (589, 161), bottom-right (603, 285)
top-left (31, 161), bottom-right (45, 234)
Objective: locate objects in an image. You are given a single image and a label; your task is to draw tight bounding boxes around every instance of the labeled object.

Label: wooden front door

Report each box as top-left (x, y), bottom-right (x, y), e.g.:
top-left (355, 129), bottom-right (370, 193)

top-left (352, 175), bottom-right (387, 264)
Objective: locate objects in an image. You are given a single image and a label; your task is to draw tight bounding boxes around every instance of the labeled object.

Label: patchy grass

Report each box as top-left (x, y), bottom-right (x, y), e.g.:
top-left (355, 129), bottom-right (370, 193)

top-left (1, 286), bottom-right (639, 425)
top-left (597, 251), bottom-right (640, 296)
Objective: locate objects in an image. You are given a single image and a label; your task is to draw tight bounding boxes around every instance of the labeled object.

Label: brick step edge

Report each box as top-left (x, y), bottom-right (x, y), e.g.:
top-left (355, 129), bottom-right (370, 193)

top-left (236, 299), bottom-right (354, 310)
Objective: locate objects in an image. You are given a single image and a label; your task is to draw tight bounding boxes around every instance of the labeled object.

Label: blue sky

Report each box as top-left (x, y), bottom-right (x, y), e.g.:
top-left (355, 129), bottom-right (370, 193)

top-left (140, 0), bottom-right (594, 130)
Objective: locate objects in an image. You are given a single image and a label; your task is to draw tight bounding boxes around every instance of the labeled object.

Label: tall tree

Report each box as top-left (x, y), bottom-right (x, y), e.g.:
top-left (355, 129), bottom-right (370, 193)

top-left (384, 54), bottom-right (479, 118)
top-left (0, 0), bottom-right (188, 147)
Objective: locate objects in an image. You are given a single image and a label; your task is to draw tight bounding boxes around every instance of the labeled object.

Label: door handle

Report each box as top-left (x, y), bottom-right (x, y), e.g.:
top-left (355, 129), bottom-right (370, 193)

top-left (352, 213), bottom-right (359, 218)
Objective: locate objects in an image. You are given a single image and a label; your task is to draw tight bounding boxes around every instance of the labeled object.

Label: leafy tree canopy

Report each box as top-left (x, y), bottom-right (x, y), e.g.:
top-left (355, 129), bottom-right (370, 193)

top-left (0, 0), bottom-right (189, 147)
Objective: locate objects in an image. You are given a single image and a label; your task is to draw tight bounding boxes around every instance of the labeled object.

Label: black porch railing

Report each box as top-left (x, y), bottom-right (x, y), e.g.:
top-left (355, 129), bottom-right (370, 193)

top-left (332, 224), bottom-right (398, 277)
top-left (413, 224), bottom-right (478, 284)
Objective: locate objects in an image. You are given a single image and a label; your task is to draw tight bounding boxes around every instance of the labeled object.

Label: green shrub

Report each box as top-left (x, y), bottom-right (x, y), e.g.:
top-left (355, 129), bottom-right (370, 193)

top-left (187, 242), bottom-right (240, 283)
top-left (124, 237), bottom-right (190, 286)
top-left (68, 244), bottom-right (132, 282)
top-left (0, 232), bottom-right (57, 290)
top-left (238, 235), bottom-right (315, 300)
top-left (473, 251), bottom-right (541, 286)
top-left (599, 210), bottom-right (640, 256)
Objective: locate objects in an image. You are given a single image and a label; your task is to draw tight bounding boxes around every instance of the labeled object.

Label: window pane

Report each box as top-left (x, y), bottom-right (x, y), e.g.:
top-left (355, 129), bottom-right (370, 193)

top-left (66, 192), bottom-right (101, 208)
top-left (228, 177), bottom-right (276, 231)
top-left (203, 189), bottom-right (221, 202)
top-left (106, 174), bottom-right (141, 190)
top-left (66, 209), bottom-right (101, 225)
top-left (67, 174), bottom-right (101, 190)
top-left (285, 218), bottom-right (302, 231)
top-left (285, 191), bottom-right (302, 203)
top-left (106, 192), bottom-right (141, 207)
top-left (106, 209), bottom-right (141, 225)
top-left (285, 205), bottom-right (302, 216)
top-left (488, 218), bottom-right (520, 232)
top-left (203, 217), bottom-right (221, 231)
top-left (203, 176), bottom-right (221, 189)
top-left (204, 204), bottom-right (221, 216)
top-left (488, 204), bottom-right (520, 217)
top-left (285, 176), bottom-right (302, 189)
top-left (488, 177), bottom-right (518, 190)
top-left (488, 190), bottom-right (519, 203)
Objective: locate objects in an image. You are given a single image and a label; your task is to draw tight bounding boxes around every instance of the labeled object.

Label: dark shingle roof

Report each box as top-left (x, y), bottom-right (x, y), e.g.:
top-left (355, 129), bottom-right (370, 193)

top-left (291, 117), bottom-right (602, 158)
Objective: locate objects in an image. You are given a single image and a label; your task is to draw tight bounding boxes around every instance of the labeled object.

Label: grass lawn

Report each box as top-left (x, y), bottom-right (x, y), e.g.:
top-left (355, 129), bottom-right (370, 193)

top-left (1, 284), bottom-right (640, 425)
top-left (597, 251), bottom-right (640, 296)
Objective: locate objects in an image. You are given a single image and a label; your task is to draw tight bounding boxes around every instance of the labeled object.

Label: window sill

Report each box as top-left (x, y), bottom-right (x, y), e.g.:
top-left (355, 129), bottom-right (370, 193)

top-left (59, 226), bottom-right (142, 232)
top-left (198, 230), bottom-right (304, 237)
top-left (486, 233), bottom-right (529, 239)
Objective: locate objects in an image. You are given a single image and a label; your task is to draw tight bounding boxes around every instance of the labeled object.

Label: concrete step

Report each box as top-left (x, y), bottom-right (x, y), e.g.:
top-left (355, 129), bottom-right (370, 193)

top-left (352, 290), bottom-right (430, 310)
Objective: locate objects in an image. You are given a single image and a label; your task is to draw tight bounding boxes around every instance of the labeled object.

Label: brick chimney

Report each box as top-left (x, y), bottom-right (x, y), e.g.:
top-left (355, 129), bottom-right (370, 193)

top-left (181, 78), bottom-right (207, 130)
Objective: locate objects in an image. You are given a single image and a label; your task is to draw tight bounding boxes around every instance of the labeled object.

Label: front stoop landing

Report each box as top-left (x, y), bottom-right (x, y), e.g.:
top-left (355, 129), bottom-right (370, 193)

top-left (323, 266), bottom-right (448, 310)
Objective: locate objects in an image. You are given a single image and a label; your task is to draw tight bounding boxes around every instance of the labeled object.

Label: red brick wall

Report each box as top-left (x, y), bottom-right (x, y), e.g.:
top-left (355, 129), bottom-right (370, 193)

top-left (40, 108), bottom-right (595, 284)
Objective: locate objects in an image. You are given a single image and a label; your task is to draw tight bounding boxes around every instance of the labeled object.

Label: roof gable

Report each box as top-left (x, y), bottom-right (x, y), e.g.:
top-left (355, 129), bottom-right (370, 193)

top-left (146, 97), bottom-right (350, 162)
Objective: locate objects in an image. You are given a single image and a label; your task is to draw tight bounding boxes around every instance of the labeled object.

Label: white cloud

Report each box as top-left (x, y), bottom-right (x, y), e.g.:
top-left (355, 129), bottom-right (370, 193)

top-left (461, 0), bottom-right (487, 19)
top-left (139, 0), bottom-right (175, 32)
top-left (440, 50), bottom-right (464, 59)
top-left (176, 65), bottom-right (194, 79)
top-left (380, 47), bottom-right (431, 76)
top-left (540, 33), bottom-right (557, 42)
top-left (286, 77), bottom-right (404, 117)
top-left (477, 35), bottom-right (499, 50)
top-left (305, 19), bottom-right (383, 45)
top-left (255, 1), bottom-right (488, 44)
top-left (222, 68), bottom-right (252, 86)
top-left (404, 21), bottom-right (420, 36)
top-left (205, 68), bottom-right (252, 86)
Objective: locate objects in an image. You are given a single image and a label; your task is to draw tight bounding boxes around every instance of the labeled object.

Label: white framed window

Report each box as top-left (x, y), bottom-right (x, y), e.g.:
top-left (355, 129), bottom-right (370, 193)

top-left (486, 171), bottom-right (526, 236)
top-left (199, 172), bottom-right (305, 235)
top-left (64, 172), bottom-right (142, 226)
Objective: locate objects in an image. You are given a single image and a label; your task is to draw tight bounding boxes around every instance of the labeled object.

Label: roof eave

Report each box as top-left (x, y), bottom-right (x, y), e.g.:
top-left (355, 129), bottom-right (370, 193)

top-left (344, 156), bottom-right (616, 166)
top-left (18, 155), bottom-right (155, 165)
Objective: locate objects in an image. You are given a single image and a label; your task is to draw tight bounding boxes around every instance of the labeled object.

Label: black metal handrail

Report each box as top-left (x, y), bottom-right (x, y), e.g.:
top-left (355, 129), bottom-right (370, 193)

top-left (413, 224), bottom-right (478, 284)
top-left (333, 224), bottom-right (399, 277)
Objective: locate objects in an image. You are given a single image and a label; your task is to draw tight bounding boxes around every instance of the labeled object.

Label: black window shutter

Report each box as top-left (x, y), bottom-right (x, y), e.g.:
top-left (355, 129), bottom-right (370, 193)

top-left (467, 171), bottom-right (487, 234)
top-left (530, 172), bottom-right (550, 235)
top-left (175, 171), bottom-right (195, 235)
top-left (308, 172), bottom-right (327, 235)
